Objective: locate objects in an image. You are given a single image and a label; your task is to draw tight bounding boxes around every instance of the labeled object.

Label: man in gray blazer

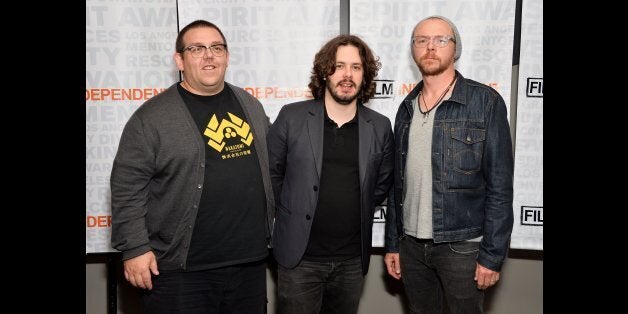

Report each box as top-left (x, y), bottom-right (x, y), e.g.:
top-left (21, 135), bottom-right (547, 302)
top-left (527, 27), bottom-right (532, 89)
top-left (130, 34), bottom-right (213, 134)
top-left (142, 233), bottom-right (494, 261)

top-left (267, 34), bottom-right (394, 314)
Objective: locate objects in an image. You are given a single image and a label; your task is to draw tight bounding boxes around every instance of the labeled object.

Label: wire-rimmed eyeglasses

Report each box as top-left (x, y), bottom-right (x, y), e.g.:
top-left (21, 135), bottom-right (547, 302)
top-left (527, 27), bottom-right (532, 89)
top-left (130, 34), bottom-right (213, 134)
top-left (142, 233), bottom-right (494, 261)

top-left (181, 44), bottom-right (227, 58)
top-left (411, 36), bottom-right (455, 48)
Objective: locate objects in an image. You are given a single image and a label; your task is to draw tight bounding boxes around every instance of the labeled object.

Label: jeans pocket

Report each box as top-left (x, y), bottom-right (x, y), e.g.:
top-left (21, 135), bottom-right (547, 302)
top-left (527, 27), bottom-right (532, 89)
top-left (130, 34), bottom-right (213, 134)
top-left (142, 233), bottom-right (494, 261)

top-left (448, 240), bottom-right (480, 255)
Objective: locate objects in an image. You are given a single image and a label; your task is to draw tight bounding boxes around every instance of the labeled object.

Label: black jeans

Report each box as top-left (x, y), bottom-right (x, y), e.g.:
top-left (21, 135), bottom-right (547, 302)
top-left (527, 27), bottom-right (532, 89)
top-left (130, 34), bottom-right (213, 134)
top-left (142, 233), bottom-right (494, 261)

top-left (277, 256), bottom-right (364, 314)
top-left (142, 260), bottom-right (267, 314)
top-left (399, 236), bottom-right (483, 314)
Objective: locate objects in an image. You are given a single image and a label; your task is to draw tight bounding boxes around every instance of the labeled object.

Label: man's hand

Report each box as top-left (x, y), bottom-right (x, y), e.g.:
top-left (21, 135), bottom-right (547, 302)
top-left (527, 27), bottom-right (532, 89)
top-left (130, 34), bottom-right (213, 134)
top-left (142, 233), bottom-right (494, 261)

top-left (123, 251), bottom-right (159, 290)
top-left (384, 253), bottom-right (402, 280)
top-left (474, 262), bottom-right (500, 290)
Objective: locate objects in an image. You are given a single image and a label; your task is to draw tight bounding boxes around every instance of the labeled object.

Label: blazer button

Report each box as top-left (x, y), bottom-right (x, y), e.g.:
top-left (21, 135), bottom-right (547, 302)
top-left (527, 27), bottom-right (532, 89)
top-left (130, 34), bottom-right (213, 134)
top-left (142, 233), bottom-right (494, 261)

top-left (313, 186), bottom-right (318, 191)
top-left (306, 214), bottom-right (311, 220)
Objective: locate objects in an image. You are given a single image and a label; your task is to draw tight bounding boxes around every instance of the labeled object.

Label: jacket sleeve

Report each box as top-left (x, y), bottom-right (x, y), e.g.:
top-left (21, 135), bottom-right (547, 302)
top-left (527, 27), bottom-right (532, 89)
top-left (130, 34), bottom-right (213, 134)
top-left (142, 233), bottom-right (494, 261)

top-left (110, 113), bottom-right (154, 261)
top-left (384, 112), bottom-right (402, 253)
top-left (384, 185), bottom-right (400, 253)
top-left (266, 106), bottom-right (289, 205)
top-left (478, 92), bottom-right (514, 271)
top-left (373, 119), bottom-right (395, 207)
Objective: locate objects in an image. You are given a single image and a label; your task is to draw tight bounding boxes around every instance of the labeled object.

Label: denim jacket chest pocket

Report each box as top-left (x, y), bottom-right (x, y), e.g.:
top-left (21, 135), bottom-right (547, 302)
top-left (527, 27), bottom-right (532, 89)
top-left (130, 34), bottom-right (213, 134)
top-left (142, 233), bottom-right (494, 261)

top-left (450, 128), bottom-right (486, 174)
top-left (447, 127), bottom-right (486, 190)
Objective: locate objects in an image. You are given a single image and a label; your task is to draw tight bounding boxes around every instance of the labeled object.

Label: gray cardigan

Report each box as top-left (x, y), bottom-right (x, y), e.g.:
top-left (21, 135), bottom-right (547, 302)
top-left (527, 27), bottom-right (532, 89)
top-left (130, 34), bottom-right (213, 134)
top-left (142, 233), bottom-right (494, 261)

top-left (110, 82), bottom-right (275, 271)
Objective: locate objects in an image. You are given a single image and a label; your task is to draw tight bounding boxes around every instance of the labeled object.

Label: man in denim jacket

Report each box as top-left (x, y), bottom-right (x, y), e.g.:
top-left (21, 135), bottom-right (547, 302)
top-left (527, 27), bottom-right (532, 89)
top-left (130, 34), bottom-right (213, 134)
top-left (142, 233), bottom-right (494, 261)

top-left (384, 16), bottom-right (514, 313)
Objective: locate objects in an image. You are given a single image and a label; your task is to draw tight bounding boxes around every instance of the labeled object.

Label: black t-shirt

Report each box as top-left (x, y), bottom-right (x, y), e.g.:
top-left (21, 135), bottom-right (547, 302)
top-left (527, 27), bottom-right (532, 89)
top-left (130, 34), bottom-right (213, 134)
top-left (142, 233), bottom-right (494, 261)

top-left (178, 83), bottom-right (267, 271)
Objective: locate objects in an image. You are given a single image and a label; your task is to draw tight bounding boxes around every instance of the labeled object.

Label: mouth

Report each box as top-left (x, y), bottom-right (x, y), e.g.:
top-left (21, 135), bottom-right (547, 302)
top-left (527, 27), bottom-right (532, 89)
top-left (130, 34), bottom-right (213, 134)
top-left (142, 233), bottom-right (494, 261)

top-left (422, 55), bottom-right (439, 62)
top-left (337, 80), bottom-right (355, 87)
top-left (202, 65), bottom-right (217, 70)
top-left (337, 81), bottom-right (355, 93)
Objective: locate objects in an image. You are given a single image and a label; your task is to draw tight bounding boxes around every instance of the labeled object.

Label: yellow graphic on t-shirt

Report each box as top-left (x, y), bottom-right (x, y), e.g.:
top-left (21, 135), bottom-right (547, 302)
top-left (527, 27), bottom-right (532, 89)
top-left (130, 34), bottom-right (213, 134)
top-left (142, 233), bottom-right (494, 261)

top-left (204, 112), bottom-right (254, 154)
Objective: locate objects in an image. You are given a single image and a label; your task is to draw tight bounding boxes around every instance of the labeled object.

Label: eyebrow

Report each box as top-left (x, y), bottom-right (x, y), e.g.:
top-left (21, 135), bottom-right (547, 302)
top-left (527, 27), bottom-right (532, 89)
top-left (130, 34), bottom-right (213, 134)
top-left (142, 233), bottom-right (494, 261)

top-left (413, 35), bottom-right (453, 37)
top-left (185, 41), bottom-right (225, 46)
top-left (336, 62), bottom-right (362, 65)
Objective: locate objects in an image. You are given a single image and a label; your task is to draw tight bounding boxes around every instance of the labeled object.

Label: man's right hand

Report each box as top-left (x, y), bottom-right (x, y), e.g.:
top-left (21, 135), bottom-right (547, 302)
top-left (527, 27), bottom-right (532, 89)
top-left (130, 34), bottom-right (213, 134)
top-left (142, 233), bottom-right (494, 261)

top-left (123, 251), bottom-right (159, 290)
top-left (384, 253), bottom-right (401, 280)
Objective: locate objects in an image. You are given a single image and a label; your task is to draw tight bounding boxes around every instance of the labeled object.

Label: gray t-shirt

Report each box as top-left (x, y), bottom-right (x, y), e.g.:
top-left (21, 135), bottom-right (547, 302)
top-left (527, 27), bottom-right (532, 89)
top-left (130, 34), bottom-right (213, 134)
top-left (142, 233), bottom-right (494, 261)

top-left (403, 95), bottom-right (436, 239)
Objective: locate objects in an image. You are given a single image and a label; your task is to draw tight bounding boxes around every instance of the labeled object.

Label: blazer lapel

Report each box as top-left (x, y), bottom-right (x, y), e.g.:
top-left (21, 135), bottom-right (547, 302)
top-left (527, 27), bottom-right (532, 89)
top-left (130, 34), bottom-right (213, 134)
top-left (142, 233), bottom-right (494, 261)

top-left (358, 106), bottom-right (373, 188)
top-left (307, 101), bottom-right (324, 180)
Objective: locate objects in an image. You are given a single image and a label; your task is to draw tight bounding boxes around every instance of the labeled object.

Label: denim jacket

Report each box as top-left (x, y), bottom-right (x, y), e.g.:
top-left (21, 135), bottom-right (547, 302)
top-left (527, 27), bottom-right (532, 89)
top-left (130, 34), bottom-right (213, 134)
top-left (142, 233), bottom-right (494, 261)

top-left (384, 71), bottom-right (514, 271)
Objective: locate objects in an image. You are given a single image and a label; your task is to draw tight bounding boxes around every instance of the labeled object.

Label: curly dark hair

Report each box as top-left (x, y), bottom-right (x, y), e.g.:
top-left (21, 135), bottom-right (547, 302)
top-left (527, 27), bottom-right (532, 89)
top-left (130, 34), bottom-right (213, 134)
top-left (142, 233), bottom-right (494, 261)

top-left (308, 34), bottom-right (381, 104)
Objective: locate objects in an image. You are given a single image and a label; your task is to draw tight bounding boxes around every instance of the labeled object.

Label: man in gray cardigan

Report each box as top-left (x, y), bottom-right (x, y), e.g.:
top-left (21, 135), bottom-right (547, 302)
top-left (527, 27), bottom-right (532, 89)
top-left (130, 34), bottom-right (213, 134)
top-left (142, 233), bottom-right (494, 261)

top-left (110, 20), bottom-right (274, 313)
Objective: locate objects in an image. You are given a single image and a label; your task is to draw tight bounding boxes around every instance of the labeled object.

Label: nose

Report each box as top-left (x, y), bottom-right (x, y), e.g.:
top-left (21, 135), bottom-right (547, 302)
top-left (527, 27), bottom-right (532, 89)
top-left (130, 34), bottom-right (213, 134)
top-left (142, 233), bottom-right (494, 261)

top-left (343, 67), bottom-right (352, 78)
top-left (426, 39), bottom-right (436, 50)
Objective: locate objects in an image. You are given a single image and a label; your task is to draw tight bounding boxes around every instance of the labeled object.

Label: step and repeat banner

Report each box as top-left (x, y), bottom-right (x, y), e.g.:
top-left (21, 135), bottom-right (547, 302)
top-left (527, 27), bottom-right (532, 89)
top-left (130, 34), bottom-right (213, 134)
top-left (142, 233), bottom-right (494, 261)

top-left (86, 0), bottom-right (179, 253)
top-left (87, 0), bottom-right (542, 253)
top-left (511, 0), bottom-right (543, 250)
top-left (177, 0), bottom-right (339, 119)
top-left (350, 0), bottom-right (518, 247)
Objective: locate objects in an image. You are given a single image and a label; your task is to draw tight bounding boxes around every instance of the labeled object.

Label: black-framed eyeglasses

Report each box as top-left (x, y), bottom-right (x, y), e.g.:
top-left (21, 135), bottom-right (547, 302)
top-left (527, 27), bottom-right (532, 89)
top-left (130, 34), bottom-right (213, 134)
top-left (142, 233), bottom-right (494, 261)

top-left (181, 44), bottom-right (227, 58)
top-left (412, 36), bottom-right (455, 48)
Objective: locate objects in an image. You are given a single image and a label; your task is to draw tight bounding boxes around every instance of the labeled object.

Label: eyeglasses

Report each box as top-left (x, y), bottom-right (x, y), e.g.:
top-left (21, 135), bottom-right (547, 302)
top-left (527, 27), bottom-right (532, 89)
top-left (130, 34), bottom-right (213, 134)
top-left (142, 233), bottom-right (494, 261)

top-left (412, 36), bottom-right (455, 48)
top-left (181, 44), bottom-right (227, 58)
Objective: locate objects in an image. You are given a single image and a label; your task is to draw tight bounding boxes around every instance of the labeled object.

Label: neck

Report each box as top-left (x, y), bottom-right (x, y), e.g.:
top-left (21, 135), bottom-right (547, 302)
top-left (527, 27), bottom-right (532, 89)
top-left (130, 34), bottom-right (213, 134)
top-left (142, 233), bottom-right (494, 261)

top-left (324, 97), bottom-right (357, 127)
top-left (418, 71), bottom-right (457, 115)
top-left (421, 70), bottom-right (456, 97)
top-left (181, 79), bottom-right (224, 96)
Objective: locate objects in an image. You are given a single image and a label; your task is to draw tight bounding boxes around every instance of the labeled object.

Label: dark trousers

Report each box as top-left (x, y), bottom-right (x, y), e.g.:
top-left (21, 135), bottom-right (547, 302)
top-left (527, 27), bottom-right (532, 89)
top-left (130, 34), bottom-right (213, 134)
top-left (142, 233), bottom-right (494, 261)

top-left (399, 236), bottom-right (484, 314)
top-left (142, 260), bottom-right (267, 314)
top-left (277, 256), bottom-right (364, 314)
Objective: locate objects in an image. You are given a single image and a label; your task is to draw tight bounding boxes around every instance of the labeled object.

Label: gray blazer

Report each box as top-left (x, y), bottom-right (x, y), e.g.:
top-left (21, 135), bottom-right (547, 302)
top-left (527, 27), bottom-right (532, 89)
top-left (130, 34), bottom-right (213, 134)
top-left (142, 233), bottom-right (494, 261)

top-left (267, 99), bottom-right (394, 274)
top-left (111, 82), bottom-right (275, 271)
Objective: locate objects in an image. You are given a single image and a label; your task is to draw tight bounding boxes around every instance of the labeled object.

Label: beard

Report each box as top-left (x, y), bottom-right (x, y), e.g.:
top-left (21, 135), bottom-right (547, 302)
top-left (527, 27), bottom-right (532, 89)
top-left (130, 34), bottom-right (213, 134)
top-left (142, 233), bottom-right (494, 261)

top-left (417, 54), bottom-right (452, 76)
top-left (327, 79), bottom-right (361, 105)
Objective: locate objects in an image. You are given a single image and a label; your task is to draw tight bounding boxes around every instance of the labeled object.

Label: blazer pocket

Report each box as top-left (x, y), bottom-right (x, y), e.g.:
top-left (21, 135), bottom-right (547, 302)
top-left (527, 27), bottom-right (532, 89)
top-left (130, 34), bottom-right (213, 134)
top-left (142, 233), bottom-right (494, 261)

top-left (276, 203), bottom-right (292, 215)
top-left (369, 152), bottom-right (384, 164)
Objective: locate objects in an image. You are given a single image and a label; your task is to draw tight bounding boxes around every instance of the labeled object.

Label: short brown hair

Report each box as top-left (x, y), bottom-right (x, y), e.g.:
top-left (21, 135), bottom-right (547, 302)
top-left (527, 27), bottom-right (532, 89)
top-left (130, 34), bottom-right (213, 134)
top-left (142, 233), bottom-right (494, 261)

top-left (175, 20), bottom-right (228, 57)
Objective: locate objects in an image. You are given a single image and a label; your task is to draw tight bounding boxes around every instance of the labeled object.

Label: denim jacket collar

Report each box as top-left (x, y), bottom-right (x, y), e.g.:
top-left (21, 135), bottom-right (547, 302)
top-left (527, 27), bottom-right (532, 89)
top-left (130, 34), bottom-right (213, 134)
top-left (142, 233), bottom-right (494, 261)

top-left (404, 70), bottom-right (469, 115)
